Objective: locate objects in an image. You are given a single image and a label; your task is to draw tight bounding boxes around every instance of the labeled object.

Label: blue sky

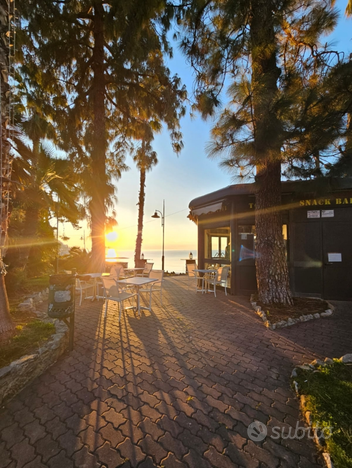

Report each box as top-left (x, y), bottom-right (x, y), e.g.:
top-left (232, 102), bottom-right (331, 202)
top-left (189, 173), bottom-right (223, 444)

top-left (65, 0), bottom-right (352, 254)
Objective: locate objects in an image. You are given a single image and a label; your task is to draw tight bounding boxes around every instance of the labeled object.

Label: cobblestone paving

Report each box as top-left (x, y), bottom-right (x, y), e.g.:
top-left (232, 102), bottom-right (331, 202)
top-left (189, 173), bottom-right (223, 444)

top-left (0, 278), bottom-right (351, 468)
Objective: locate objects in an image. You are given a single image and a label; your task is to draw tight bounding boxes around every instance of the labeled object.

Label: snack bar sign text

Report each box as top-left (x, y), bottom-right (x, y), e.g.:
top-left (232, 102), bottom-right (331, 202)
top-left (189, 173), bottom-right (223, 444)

top-left (299, 198), bottom-right (352, 206)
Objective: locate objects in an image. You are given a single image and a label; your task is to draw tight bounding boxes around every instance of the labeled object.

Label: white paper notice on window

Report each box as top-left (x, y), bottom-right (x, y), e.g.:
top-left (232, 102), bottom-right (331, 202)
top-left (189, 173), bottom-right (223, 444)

top-left (307, 210), bottom-right (320, 218)
top-left (322, 210), bottom-right (334, 218)
top-left (240, 234), bottom-right (247, 240)
top-left (328, 253), bottom-right (342, 262)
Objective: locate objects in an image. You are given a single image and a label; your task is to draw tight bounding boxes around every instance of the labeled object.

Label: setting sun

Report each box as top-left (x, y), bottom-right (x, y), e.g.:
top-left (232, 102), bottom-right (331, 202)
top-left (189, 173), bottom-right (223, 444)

top-left (105, 231), bottom-right (118, 242)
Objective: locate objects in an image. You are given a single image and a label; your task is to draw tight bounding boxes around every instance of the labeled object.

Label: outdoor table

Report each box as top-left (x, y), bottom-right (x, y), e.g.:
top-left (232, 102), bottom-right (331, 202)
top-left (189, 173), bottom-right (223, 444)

top-left (117, 277), bottom-right (157, 315)
top-left (193, 269), bottom-right (218, 293)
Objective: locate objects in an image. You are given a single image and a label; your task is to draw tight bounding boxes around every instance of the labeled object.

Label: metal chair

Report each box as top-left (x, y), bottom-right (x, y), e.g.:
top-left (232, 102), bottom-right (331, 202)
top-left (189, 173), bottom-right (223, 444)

top-left (109, 264), bottom-right (126, 279)
top-left (187, 263), bottom-right (205, 293)
top-left (140, 270), bottom-right (164, 309)
top-left (101, 277), bottom-right (137, 320)
top-left (136, 262), bottom-right (154, 277)
top-left (75, 278), bottom-right (95, 306)
top-left (206, 266), bottom-right (230, 297)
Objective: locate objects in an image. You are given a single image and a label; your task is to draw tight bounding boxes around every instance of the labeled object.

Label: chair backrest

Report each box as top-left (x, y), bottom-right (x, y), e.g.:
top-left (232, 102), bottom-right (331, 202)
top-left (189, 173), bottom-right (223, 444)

top-left (220, 266), bottom-right (230, 281)
top-left (110, 264), bottom-right (124, 279)
top-left (143, 262), bottom-right (154, 276)
top-left (102, 277), bottom-right (120, 298)
top-left (187, 263), bottom-right (197, 277)
top-left (149, 269), bottom-right (163, 285)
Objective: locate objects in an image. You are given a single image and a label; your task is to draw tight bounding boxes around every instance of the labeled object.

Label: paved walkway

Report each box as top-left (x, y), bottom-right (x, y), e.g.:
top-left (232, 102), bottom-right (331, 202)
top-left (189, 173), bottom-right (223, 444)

top-left (0, 277), bottom-right (351, 468)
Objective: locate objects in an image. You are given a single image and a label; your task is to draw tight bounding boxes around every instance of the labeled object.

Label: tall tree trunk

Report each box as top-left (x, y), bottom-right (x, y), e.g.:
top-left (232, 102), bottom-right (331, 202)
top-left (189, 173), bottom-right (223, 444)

top-left (134, 166), bottom-right (146, 268)
top-left (251, 0), bottom-right (293, 305)
top-left (20, 138), bottom-right (40, 271)
top-left (0, 0), bottom-right (14, 336)
top-left (89, 2), bottom-right (106, 272)
top-left (20, 205), bottom-right (40, 270)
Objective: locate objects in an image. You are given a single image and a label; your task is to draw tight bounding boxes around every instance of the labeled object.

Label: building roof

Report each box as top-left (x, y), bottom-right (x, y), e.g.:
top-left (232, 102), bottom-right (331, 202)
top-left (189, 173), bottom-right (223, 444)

top-left (189, 177), bottom-right (352, 210)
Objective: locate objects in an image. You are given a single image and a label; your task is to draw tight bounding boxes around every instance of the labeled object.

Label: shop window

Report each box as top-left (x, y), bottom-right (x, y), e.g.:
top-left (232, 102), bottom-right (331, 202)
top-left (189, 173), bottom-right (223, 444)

top-left (204, 227), bottom-right (231, 261)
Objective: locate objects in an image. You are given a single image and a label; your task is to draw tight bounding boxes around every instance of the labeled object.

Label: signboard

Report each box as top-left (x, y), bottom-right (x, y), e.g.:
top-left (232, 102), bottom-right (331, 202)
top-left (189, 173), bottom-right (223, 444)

top-left (307, 210), bottom-right (320, 218)
top-left (322, 210), bottom-right (334, 218)
top-left (328, 253), bottom-right (342, 262)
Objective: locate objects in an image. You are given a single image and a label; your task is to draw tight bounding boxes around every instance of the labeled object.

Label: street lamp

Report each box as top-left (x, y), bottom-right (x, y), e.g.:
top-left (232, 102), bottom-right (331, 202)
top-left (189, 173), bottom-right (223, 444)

top-left (151, 199), bottom-right (165, 271)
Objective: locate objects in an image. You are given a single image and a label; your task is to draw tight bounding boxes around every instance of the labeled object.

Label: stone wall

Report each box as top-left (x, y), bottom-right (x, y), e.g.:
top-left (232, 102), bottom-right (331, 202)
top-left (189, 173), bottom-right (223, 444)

top-left (0, 295), bottom-right (69, 405)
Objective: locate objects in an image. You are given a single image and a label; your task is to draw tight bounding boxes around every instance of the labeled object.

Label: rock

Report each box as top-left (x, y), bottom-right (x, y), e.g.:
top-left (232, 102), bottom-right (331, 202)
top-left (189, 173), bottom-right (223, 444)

top-left (340, 354), bottom-right (352, 363)
top-left (306, 314), bottom-right (314, 321)
top-left (10, 354), bottom-right (37, 367)
top-left (33, 293), bottom-right (42, 303)
top-left (311, 359), bottom-right (325, 367)
top-left (24, 298), bottom-right (34, 306)
top-left (313, 313), bottom-right (320, 319)
top-left (287, 317), bottom-right (295, 326)
top-left (297, 365), bottom-right (311, 371)
top-left (293, 380), bottom-right (299, 394)
top-left (0, 366), bottom-right (11, 378)
top-left (291, 368), bottom-right (298, 378)
top-left (271, 323), bottom-right (276, 330)
top-left (324, 357), bottom-right (334, 365)
top-left (321, 310), bottom-right (333, 317)
top-left (18, 297), bottom-right (35, 312)
top-left (18, 302), bottom-right (33, 312)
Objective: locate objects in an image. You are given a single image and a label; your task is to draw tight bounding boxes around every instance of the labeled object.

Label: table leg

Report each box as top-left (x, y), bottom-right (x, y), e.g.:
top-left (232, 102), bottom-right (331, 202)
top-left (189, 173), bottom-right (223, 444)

top-left (137, 288), bottom-right (141, 316)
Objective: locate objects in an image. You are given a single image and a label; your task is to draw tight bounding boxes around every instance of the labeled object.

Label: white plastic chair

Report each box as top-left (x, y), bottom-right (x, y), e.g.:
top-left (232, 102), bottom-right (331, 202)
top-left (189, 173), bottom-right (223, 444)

top-left (140, 270), bottom-right (164, 309)
top-left (137, 262), bottom-right (154, 277)
top-left (76, 278), bottom-right (95, 306)
top-left (101, 277), bottom-right (136, 320)
top-left (206, 266), bottom-right (230, 297)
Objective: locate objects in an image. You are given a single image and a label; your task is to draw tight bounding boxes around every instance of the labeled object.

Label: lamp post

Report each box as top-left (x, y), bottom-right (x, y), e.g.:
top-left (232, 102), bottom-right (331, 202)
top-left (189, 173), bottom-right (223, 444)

top-left (151, 199), bottom-right (165, 271)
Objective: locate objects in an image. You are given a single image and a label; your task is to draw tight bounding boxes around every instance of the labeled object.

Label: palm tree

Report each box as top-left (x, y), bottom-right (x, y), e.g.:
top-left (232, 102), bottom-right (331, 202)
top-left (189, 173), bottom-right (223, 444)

top-left (9, 134), bottom-right (82, 276)
top-left (133, 140), bottom-right (158, 268)
top-left (0, 0), bottom-right (15, 337)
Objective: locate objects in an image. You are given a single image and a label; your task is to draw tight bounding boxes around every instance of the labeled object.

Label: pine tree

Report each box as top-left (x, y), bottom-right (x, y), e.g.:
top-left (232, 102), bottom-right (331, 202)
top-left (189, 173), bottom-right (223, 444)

top-left (18, 0), bottom-right (186, 271)
top-left (179, 0), bottom-right (338, 305)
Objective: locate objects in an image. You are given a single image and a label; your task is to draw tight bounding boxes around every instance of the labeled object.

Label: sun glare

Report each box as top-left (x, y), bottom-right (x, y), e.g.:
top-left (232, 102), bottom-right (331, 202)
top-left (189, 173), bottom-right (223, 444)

top-left (106, 248), bottom-right (117, 262)
top-left (106, 231), bottom-right (118, 242)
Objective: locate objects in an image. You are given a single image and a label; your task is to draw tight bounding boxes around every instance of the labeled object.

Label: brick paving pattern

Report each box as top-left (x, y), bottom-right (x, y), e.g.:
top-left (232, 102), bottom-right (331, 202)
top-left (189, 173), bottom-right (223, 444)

top-left (0, 277), bottom-right (351, 468)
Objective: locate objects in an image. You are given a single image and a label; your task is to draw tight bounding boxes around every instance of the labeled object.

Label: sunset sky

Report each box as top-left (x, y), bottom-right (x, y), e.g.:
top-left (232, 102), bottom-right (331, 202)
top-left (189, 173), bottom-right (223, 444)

top-left (64, 0), bottom-right (352, 254)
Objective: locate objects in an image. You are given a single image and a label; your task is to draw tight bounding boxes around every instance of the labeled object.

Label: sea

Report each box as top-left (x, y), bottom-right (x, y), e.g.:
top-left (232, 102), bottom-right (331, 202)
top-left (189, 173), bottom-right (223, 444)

top-left (115, 249), bottom-right (197, 274)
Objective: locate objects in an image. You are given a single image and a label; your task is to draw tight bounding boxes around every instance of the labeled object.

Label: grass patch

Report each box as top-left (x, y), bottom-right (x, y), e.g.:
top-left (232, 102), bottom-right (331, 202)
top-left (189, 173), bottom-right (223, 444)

top-left (25, 275), bottom-right (49, 292)
top-left (295, 361), bottom-right (352, 468)
top-left (0, 320), bottom-right (55, 368)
